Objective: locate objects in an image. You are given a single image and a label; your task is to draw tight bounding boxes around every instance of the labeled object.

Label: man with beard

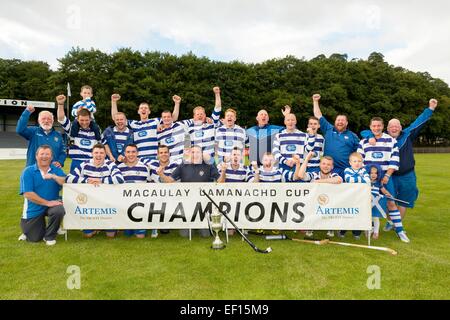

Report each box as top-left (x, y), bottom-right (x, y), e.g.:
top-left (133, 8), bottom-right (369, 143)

top-left (312, 94), bottom-right (360, 179)
top-left (16, 103), bottom-right (66, 168)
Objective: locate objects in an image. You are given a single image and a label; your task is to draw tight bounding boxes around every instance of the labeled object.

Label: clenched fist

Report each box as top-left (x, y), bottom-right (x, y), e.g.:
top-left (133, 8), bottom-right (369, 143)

top-left (56, 95), bottom-right (66, 105)
top-left (312, 94), bottom-right (321, 102)
top-left (111, 94), bottom-right (121, 102)
top-left (173, 95), bottom-right (181, 104)
top-left (213, 87), bottom-right (221, 94)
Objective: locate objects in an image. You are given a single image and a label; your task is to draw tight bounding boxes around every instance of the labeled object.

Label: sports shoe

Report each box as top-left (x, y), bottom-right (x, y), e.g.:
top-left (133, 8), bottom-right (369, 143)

top-left (57, 228), bottom-right (67, 235)
top-left (383, 221), bottom-right (394, 232)
top-left (326, 231), bottom-right (335, 238)
top-left (45, 239), bottom-right (56, 246)
top-left (305, 231), bottom-right (314, 238)
top-left (151, 230), bottom-right (159, 238)
top-left (18, 233), bottom-right (27, 241)
top-left (338, 231), bottom-right (345, 239)
top-left (397, 231), bottom-right (410, 243)
top-left (353, 235), bottom-right (361, 240)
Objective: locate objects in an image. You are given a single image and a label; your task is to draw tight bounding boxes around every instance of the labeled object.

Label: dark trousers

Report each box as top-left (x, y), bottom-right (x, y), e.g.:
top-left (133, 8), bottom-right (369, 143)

top-left (20, 205), bottom-right (65, 242)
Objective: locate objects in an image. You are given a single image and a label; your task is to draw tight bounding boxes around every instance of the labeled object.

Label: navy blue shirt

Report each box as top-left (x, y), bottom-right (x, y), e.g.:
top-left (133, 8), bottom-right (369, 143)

top-left (171, 163), bottom-right (220, 182)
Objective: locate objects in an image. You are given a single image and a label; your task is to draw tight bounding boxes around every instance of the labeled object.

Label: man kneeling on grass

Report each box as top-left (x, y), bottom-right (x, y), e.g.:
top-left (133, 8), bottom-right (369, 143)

top-left (19, 145), bottom-right (66, 246)
top-left (296, 151), bottom-right (343, 239)
top-left (66, 143), bottom-right (124, 238)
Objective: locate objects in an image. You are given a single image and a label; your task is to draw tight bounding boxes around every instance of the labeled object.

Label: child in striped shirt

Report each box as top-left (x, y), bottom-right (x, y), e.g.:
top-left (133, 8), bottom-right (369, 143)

top-left (340, 152), bottom-right (371, 239)
top-left (70, 85), bottom-right (101, 142)
top-left (306, 116), bottom-right (324, 172)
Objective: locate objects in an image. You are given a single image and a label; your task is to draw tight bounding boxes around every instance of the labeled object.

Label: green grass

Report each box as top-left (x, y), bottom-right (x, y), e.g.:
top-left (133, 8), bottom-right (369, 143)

top-left (1, 154), bottom-right (449, 300)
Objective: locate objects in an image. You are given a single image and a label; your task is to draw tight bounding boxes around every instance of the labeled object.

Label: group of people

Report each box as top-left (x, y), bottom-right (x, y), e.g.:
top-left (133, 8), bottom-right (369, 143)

top-left (16, 84), bottom-right (438, 245)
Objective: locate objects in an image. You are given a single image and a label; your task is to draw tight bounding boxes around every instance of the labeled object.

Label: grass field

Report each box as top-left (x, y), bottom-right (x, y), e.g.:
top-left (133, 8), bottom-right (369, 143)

top-left (0, 154), bottom-right (449, 300)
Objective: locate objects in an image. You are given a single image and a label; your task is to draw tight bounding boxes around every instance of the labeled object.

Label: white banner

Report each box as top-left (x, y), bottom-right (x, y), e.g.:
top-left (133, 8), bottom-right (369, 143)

top-left (63, 183), bottom-right (372, 231)
top-left (0, 99), bottom-right (55, 109)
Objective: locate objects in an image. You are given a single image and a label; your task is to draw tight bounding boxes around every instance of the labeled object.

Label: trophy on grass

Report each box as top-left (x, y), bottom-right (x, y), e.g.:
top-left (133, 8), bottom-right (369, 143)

top-left (210, 207), bottom-right (225, 250)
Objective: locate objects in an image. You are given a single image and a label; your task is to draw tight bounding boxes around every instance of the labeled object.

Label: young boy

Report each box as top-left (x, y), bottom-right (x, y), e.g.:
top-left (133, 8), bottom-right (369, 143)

top-left (297, 151), bottom-right (343, 238)
top-left (70, 85), bottom-right (101, 143)
top-left (340, 152), bottom-right (371, 239)
top-left (367, 164), bottom-right (391, 239)
top-left (306, 116), bottom-right (324, 173)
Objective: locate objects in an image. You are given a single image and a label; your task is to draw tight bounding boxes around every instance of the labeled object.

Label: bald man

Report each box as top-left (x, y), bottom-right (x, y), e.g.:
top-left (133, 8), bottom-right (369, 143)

top-left (247, 107), bottom-right (290, 166)
top-left (361, 99), bottom-right (438, 223)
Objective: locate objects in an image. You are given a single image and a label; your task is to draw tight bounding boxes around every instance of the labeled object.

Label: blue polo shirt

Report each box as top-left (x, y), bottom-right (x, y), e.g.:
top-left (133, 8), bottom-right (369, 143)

top-left (319, 116), bottom-right (360, 170)
top-left (16, 109), bottom-right (67, 167)
top-left (19, 164), bottom-right (66, 219)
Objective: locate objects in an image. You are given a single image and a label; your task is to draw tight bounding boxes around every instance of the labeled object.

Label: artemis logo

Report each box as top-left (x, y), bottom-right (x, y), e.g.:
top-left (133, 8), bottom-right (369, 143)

top-left (76, 193), bottom-right (88, 205)
top-left (317, 194), bottom-right (329, 206)
top-left (74, 206), bottom-right (118, 215)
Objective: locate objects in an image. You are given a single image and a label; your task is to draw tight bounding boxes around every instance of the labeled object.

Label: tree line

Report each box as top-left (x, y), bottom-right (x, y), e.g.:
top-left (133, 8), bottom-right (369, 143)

top-left (1, 48), bottom-right (449, 144)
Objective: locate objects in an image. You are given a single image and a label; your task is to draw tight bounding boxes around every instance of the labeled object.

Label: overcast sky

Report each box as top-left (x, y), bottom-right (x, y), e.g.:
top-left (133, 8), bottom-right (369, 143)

top-left (1, 0), bottom-right (449, 84)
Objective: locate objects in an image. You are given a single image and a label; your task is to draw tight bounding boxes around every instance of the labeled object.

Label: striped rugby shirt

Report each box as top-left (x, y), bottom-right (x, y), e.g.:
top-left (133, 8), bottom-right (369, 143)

top-left (101, 126), bottom-right (132, 155)
top-left (215, 124), bottom-right (247, 163)
top-left (357, 133), bottom-right (400, 172)
top-left (344, 167), bottom-right (370, 184)
top-left (302, 171), bottom-right (341, 182)
top-left (157, 122), bottom-right (187, 163)
top-left (217, 163), bottom-right (254, 182)
top-left (182, 106), bottom-right (221, 160)
top-left (128, 118), bottom-right (160, 159)
top-left (253, 167), bottom-right (296, 183)
top-left (59, 116), bottom-right (99, 161)
top-left (273, 129), bottom-right (315, 165)
top-left (66, 159), bottom-right (124, 184)
top-left (144, 159), bottom-right (181, 183)
top-left (117, 160), bottom-right (151, 183)
top-left (308, 133), bottom-right (324, 169)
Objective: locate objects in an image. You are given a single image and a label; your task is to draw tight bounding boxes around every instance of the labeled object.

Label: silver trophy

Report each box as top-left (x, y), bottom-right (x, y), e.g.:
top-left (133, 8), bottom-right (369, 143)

top-left (210, 207), bottom-right (225, 250)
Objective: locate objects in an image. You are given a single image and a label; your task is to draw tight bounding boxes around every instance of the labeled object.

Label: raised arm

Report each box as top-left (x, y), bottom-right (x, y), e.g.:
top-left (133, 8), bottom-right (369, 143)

top-left (16, 105), bottom-right (35, 139)
top-left (111, 94), bottom-right (121, 120)
top-left (211, 87), bottom-right (222, 125)
top-left (56, 95), bottom-right (66, 122)
top-left (312, 94), bottom-right (323, 119)
top-left (296, 151), bottom-right (314, 180)
top-left (171, 95), bottom-right (181, 122)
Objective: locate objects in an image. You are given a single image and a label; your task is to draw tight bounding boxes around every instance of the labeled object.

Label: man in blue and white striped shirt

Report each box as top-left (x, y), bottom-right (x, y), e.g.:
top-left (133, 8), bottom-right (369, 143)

top-left (252, 152), bottom-right (300, 183)
top-left (66, 143), bottom-right (125, 238)
top-left (273, 112), bottom-right (315, 171)
top-left (358, 117), bottom-right (409, 243)
top-left (144, 145), bottom-right (181, 183)
top-left (57, 95), bottom-right (100, 173)
top-left (118, 144), bottom-right (151, 238)
top-left (181, 87), bottom-right (222, 164)
top-left (215, 108), bottom-right (247, 164)
top-left (117, 144), bottom-right (151, 183)
top-left (102, 112), bottom-right (134, 163)
top-left (217, 147), bottom-right (254, 183)
top-left (111, 93), bottom-right (180, 161)
top-left (157, 95), bottom-right (187, 164)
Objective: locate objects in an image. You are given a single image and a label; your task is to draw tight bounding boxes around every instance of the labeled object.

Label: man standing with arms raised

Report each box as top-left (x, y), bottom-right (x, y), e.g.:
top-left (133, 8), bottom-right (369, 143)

top-left (111, 94), bottom-right (180, 161)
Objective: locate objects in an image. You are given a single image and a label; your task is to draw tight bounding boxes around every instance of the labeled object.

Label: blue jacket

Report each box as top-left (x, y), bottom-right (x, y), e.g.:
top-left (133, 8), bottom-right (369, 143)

top-left (16, 109), bottom-right (66, 167)
top-left (361, 107), bottom-right (434, 175)
top-left (319, 117), bottom-right (360, 170)
top-left (246, 124), bottom-right (284, 164)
